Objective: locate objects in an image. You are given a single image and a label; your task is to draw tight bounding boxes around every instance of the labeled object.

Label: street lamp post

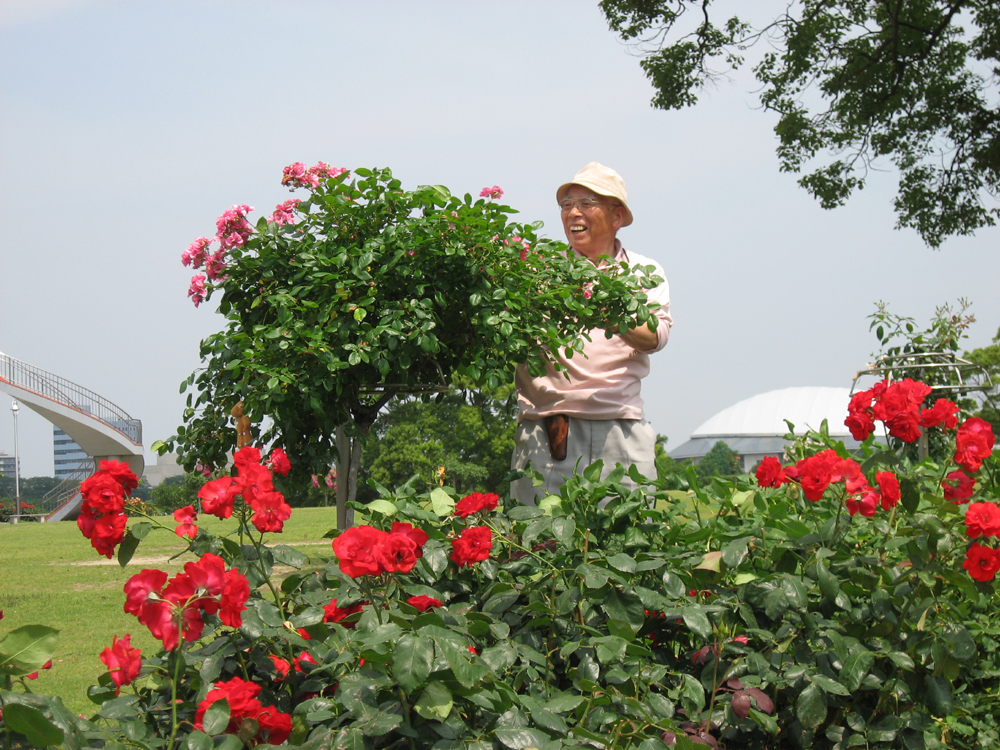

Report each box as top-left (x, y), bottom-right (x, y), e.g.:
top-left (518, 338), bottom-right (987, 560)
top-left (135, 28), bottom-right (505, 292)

top-left (11, 400), bottom-right (20, 524)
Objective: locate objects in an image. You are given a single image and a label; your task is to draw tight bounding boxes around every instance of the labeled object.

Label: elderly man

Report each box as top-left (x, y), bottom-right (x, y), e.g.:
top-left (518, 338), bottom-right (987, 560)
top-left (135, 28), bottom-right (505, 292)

top-left (510, 163), bottom-right (672, 503)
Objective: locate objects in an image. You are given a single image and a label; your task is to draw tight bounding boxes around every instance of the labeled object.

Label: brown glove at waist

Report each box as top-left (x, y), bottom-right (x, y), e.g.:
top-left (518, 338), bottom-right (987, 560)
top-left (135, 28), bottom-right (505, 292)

top-left (543, 414), bottom-right (570, 461)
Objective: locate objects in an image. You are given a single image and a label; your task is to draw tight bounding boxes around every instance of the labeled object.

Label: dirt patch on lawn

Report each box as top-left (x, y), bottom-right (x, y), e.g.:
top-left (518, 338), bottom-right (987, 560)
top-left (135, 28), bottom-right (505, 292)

top-left (70, 555), bottom-right (179, 567)
top-left (68, 542), bottom-right (331, 567)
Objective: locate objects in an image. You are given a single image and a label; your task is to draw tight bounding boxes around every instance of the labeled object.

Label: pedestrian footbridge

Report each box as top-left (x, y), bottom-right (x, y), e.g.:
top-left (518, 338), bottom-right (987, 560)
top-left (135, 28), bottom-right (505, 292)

top-left (0, 351), bottom-right (143, 522)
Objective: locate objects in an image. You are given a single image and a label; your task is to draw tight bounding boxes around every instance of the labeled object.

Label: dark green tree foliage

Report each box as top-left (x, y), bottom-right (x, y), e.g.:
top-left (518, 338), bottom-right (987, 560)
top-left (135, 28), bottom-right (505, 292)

top-left (600, 0), bottom-right (1000, 247)
top-left (358, 377), bottom-right (518, 501)
top-left (696, 439), bottom-right (742, 479)
top-left (0, 476), bottom-right (60, 503)
top-left (149, 473), bottom-right (205, 514)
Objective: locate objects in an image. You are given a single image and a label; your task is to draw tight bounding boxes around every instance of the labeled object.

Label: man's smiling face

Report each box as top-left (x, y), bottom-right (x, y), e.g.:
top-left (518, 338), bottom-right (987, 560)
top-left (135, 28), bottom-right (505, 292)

top-left (560, 185), bottom-right (625, 261)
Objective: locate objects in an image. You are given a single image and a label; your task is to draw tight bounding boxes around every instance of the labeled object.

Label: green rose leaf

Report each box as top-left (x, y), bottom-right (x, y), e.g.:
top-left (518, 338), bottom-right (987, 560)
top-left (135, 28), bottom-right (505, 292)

top-left (795, 683), bottom-right (828, 729)
top-left (721, 538), bottom-right (749, 568)
top-left (117, 529), bottom-right (142, 568)
top-left (392, 633), bottom-right (433, 694)
top-left (841, 647), bottom-right (875, 693)
top-left (414, 681), bottom-right (453, 721)
top-left (186, 730), bottom-right (213, 750)
top-left (810, 674), bottom-right (850, 696)
top-left (429, 488), bottom-right (454, 517)
top-left (924, 674), bottom-right (954, 717)
top-left (2, 703), bottom-right (65, 747)
top-left (606, 552), bottom-right (637, 573)
top-left (494, 727), bottom-right (553, 750)
top-left (682, 609), bottom-right (712, 641)
top-left (552, 516), bottom-right (576, 543)
top-left (436, 638), bottom-right (490, 689)
top-left (366, 499), bottom-right (398, 518)
top-left (271, 545), bottom-right (308, 569)
top-left (0, 625), bottom-right (59, 676)
top-left (201, 698), bottom-right (231, 736)
top-left (694, 550), bottom-right (723, 572)
top-left (602, 587), bottom-right (646, 634)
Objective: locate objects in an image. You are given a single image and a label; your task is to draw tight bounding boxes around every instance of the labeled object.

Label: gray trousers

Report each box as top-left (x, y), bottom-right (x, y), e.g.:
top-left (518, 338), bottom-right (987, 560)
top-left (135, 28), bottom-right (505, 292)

top-left (509, 417), bottom-right (657, 504)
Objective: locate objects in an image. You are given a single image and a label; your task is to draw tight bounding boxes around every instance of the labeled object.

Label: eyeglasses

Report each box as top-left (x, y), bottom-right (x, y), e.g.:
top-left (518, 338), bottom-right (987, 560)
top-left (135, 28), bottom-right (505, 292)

top-left (559, 197), bottom-right (616, 213)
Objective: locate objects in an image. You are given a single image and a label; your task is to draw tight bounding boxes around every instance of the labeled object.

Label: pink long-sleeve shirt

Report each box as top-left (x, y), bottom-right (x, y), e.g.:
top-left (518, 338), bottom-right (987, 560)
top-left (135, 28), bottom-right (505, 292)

top-left (515, 242), bottom-right (672, 421)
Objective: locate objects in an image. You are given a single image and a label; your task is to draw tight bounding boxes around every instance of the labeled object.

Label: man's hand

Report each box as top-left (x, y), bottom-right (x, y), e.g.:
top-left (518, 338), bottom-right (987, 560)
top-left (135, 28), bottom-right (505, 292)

top-left (608, 320), bottom-right (658, 351)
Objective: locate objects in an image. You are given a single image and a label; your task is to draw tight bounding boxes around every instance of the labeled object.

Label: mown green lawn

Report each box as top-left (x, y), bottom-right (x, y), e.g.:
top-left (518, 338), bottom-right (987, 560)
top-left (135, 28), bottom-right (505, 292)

top-left (0, 507), bottom-right (340, 716)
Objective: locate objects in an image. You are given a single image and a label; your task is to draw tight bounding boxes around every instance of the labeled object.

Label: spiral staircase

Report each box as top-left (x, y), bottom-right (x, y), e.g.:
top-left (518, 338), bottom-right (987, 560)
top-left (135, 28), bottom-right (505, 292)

top-left (0, 351), bottom-right (143, 522)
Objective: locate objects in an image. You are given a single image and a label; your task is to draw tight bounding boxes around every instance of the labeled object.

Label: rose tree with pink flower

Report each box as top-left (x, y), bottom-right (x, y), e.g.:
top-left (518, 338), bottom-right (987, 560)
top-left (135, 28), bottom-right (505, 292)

top-left (161, 165), bottom-right (665, 508)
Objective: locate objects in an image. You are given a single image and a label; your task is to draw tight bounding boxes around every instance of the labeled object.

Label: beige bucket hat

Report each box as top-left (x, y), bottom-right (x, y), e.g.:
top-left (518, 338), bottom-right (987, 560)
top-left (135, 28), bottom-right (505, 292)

top-left (556, 162), bottom-right (633, 227)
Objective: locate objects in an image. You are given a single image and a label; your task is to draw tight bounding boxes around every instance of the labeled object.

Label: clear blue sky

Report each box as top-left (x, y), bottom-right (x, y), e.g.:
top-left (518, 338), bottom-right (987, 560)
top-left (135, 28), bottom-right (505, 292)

top-left (2, 0), bottom-right (998, 478)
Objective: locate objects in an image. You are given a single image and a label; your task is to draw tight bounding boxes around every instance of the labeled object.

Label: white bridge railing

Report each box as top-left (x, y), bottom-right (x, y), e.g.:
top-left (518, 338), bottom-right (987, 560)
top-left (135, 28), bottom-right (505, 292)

top-left (0, 352), bottom-right (141, 445)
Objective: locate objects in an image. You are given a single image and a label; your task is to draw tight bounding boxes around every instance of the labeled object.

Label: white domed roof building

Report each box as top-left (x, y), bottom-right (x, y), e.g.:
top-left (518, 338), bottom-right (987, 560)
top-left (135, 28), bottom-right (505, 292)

top-left (669, 386), bottom-right (865, 471)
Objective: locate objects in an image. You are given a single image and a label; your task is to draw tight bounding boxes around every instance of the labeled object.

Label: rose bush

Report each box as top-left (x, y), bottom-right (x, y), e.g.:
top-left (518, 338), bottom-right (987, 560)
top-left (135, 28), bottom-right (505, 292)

top-left (3, 370), bottom-right (999, 749)
top-left (158, 164), bottom-right (665, 491)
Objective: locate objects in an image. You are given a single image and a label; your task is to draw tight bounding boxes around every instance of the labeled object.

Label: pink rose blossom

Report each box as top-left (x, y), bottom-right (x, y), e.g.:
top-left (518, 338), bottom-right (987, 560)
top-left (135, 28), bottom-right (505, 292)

top-left (308, 162), bottom-right (347, 180)
top-left (221, 231), bottom-right (245, 249)
top-left (204, 250), bottom-right (228, 281)
top-left (281, 162), bottom-right (307, 185)
top-left (270, 198), bottom-right (301, 225)
top-left (182, 237), bottom-right (212, 268)
top-left (215, 205), bottom-right (254, 250)
top-left (479, 185), bottom-right (503, 199)
top-left (188, 274), bottom-right (207, 307)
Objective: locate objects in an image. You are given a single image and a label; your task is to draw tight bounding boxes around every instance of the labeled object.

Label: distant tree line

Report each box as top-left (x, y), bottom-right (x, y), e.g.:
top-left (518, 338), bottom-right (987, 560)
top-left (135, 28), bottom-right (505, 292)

top-left (0, 475), bottom-right (61, 503)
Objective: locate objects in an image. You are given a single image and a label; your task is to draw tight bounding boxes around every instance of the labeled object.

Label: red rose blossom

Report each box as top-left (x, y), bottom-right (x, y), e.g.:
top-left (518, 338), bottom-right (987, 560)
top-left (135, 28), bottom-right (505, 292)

top-left (219, 569), bottom-right (251, 627)
top-left (964, 542), bottom-right (1000, 582)
top-left (195, 676), bottom-right (292, 746)
top-left (872, 379), bottom-right (932, 442)
top-left (294, 651), bottom-right (317, 672)
top-left (943, 470), bottom-right (976, 503)
top-left (376, 531), bottom-right (423, 573)
top-left (93, 460), bottom-right (139, 494)
top-left (173, 505), bottom-right (198, 538)
top-left (99, 634), bottom-right (141, 696)
top-left (846, 489), bottom-right (879, 517)
top-left (455, 492), bottom-right (500, 518)
top-left (390, 521), bottom-right (429, 547)
top-left (197, 476), bottom-right (237, 519)
top-left (122, 555), bottom-right (250, 650)
top-left (232, 446), bottom-right (262, 471)
top-left (919, 398), bottom-right (959, 429)
top-left (450, 526), bottom-right (493, 568)
top-left (323, 598), bottom-right (365, 627)
top-left (955, 417), bottom-right (996, 473)
top-left (235, 462), bottom-right (275, 507)
top-left (268, 447), bottom-right (291, 476)
top-left (876, 471), bottom-right (901, 510)
top-left (407, 595), bottom-right (442, 612)
top-left (77, 461), bottom-right (138, 558)
top-left (965, 501), bottom-right (1000, 538)
top-left (845, 389), bottom-right (876, 441)
top-left (270, 655), bottom-right (291, 680)
top-left (249, 491), bottom-right (292, 533)
top-left (755, 456), bottom-right (789, 488)
top-left (794, 450), bottom-right (839, 501)
top-left (333, 525), bottom-right (388, 578)
top-left (80, 474), bottom-right (126, 514)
